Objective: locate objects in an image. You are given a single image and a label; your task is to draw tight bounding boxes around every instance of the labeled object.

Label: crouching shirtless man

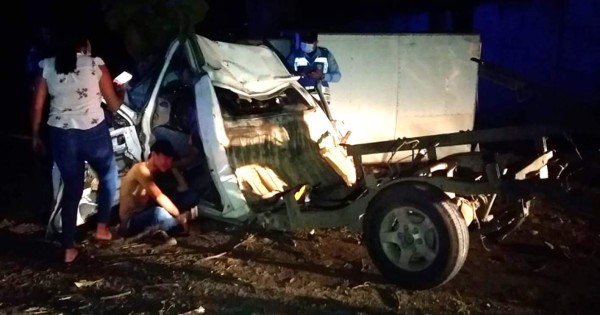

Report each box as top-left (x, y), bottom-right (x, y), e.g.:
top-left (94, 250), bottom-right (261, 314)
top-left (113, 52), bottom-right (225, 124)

top-left (119, 140), bottom-right (200, 245)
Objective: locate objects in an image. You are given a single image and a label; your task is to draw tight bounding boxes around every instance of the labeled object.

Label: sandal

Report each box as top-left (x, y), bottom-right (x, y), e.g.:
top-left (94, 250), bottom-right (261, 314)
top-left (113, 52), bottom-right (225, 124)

top-left (94, 225), bottom-right (113, 242)
top-left (64, 248), bottom-right (80, 264)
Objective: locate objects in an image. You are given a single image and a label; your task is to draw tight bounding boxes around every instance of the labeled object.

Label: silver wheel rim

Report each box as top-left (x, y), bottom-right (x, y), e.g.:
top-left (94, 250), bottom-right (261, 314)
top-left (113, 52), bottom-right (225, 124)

top-left (379, 206), bottom-right (439, 271)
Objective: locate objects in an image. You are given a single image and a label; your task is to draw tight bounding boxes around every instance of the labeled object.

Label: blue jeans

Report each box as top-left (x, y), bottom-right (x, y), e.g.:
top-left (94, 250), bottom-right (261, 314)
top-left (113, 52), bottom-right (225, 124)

top-left (124, 190), bottom-right (200, 236)
top-left (49, 121), bottom-right (118, 248)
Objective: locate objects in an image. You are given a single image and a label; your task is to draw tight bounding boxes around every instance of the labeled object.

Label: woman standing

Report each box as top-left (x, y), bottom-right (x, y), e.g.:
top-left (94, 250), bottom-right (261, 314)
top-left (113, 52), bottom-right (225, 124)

top-left (31, 30), bottom-right (124, 263)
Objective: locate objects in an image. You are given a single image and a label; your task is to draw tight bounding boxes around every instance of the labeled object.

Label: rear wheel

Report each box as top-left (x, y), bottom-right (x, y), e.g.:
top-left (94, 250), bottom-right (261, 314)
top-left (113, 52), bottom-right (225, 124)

top-left (363, 182), bottom-right (469, 290)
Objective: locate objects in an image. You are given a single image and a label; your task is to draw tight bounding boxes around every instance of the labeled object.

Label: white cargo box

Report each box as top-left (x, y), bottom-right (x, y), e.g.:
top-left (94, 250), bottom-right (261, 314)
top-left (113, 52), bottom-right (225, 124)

top-left (272, 34), bottom-right (481, 164)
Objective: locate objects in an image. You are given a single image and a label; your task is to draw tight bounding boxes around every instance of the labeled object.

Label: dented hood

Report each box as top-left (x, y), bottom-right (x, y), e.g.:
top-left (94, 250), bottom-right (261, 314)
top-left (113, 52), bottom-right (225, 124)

top-left (195, 35), bottom-right (296, 97)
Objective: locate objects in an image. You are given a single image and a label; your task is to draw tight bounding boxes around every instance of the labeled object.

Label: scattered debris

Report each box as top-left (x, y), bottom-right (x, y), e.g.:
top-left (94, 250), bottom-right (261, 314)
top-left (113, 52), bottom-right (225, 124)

top-left (351, 281), bottom-right (374, 290)
top-left (74, 279), bottom-right (103, 288)
top-left (200, 252), bottom-right (228, 261)
top-left (261, 238), bottom-right (273, 245)
top-left (122, 243), bottom-right (146, 249)
top-left (453, 290), bottom-right (469, 314)
top-left (233, 234), bottom-right (256, 250)
top-left (530, 230), bottom-right (539, 236)
top-left (78, 303), bottom-right (91, 310)
top-left (179, 306), bottom-right (205, 314)
top-left (24, 306), bottom-right (49, 314)
top-left (100, 291), bottom-right (132, 300)
top-left (544, 241), bottom-right (555, 250)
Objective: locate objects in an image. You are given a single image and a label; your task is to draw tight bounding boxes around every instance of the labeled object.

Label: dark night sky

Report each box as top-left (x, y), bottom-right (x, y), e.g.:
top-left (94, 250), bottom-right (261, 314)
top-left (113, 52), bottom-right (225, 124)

top-left (5, 0), bottom-right (600, 135)
top-left (5, 0), bottom-right (477, 134)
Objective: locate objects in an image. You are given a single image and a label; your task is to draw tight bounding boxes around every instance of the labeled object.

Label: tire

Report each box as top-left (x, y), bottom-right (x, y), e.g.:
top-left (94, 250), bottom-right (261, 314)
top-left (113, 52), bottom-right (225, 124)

top-left (363, 181), bottom-right (469, 290)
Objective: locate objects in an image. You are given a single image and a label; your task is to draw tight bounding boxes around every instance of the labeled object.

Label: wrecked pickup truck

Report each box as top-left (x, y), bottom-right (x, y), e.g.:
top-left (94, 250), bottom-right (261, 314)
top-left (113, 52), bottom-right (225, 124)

top-left (47, 34), bottom-right (586, 290)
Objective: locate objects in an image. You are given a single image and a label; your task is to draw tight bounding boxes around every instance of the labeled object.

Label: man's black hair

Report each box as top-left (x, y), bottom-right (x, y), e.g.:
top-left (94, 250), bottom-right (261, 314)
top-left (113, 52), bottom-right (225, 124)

top-left (150, 139), bottom-right (180, 160)
top-left (300, 31), bottom-right (318, 43)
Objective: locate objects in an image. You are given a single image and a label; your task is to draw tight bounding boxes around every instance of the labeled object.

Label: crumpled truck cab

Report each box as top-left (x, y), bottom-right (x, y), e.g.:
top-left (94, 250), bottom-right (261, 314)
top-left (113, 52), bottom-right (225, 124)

top-left (191, 36), bottom-right (358, 216)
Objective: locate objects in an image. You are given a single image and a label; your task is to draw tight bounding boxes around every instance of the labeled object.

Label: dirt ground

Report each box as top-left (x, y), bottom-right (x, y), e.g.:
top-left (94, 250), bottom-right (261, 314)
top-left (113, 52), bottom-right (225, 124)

top-left (1, 196), bottom-right (599, 315)
top-left (1, 138), bottom-right (599, 315)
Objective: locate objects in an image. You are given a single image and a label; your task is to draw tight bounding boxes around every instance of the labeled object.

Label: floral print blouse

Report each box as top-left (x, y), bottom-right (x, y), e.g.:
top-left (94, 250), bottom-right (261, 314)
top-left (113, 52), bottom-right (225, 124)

top-left (39, 53), bottom-right (105, 130)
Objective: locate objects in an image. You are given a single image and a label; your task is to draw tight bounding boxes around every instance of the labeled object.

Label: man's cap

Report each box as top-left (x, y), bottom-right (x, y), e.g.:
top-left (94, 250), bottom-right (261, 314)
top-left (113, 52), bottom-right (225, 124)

top-left (150, 139), bottom-right (179, 160)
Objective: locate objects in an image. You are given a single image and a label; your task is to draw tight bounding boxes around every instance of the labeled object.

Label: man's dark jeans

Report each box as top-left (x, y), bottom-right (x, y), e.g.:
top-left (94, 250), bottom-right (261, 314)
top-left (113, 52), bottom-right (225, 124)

top-left (49, 121), bottom-right (118, 248)
top-left (123, 190), bottom-right (201, 236)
